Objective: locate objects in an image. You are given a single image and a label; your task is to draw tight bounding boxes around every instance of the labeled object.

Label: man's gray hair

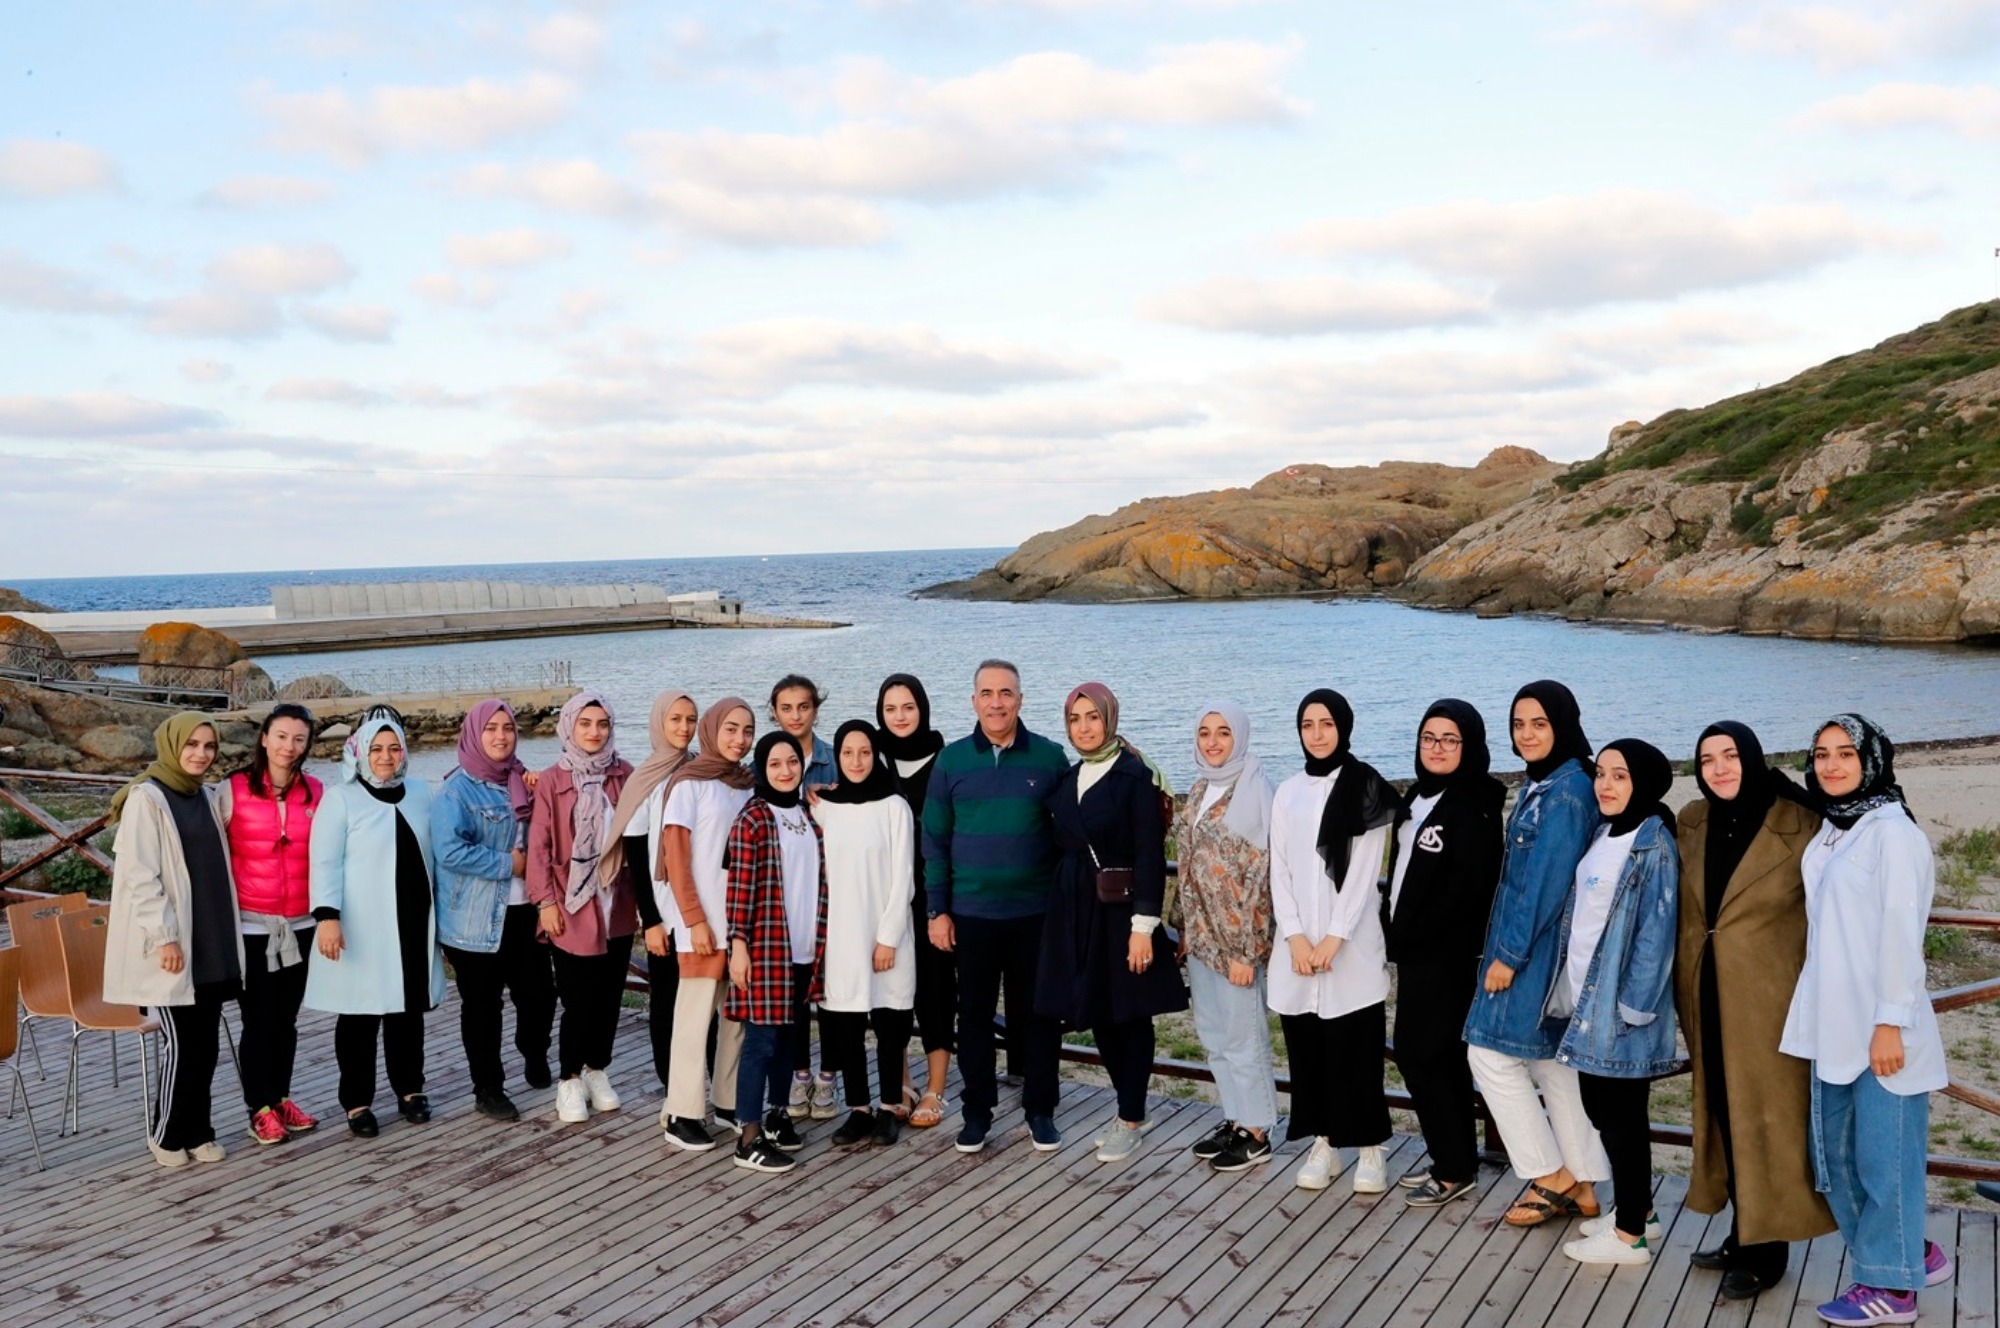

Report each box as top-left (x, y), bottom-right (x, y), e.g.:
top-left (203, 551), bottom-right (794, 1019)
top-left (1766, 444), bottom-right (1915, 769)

top-left (972, 658), bottom-right (1021, 688)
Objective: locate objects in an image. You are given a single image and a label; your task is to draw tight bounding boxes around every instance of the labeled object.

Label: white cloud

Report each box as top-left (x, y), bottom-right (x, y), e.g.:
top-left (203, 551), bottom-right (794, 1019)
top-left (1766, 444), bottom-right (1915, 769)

top-left (1147, 275), bottom-right (1490, 334)
top-left (690, 319), bottom-right (1106, 394)
top-left (266, 377), bottom-right (387, 406)
top-left (0, 392), bottom-right (219, 437)
top-left (0, 139), bottom-right (121, 200)
top-left (446, 228), bottom-right (574, 269)
top-left (206, 242), bottom-right (354, 296)
top-left (143, 291), bottom-right (285, 339)
top-left (1733, 2), bottom-right (2000, 70)
top-left (180, 359), bottom-right (234, 384)
top-left (198, 175), bottom-right (337, 209)
top-left (506, 379), bottom-right (676, 427)
top-left (523, 12), bottom-right (607, 70)
top-left (1288, 190), bottom-right (1924, 308)
top-left (253, 74), bottom-right (574, 167)
top-left (0, 251), bottom-right (131, 314)
top-left (411, 272), bottom-right (502, 308)
top-left (1799, 82), bottom-right (2000, 142)
top-left (455, 159), bottom-right (636, 215)
top-left (298, 303), bottom-right (399, 342)
top-left (646, 181), bottom-right (892, 247)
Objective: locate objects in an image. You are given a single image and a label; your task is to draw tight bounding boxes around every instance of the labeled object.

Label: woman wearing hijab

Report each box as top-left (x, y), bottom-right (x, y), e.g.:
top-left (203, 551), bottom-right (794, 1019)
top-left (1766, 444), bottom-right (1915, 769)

top-left (659, 697), bottom-right (758, 1152)
top-left (1551, 739), bottom-right (1681, 1267)
top-left (1172, 702), bottom-right (1278, 1174)
top-left (1782, 716), bottom-right (1953, 1326)
top-left (527, 691), bottom-right (637, 1125)
top-left (876, 673), bottom-right (953, 1129)
top-left (1038, 683), bottom-right (1188, 1163)
top-left (433, 699), bottom-right (555, 1122)
top-left (610, 691), bottom-right (699, 1107)
top-left (1463, 680), bottom-right (1609, 1228)
top-left (1269, 688), bottom-right (1397, 1193)
top-left (1674, 722), bottom-right (1832, 1299)
top-left (1382, 700), bottom-right (1505, 1208)
top-left (306, 707), bottom-right (446, 1138)
top-left (811, 720), bottom-right (917, 1146)
top-left (725, 733), bottom-right (828, 1174)
top-left (105, 713), bottom-right (245, 1167)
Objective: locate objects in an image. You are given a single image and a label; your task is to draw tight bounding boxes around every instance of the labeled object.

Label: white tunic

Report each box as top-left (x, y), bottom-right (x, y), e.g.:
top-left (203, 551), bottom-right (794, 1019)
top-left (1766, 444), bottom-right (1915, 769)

top-left (1565, 826), bottom-right (1637, 1009)
top-left (661, 779), bottom-right (751, 949)
top-left (810, 797), bottom-right (917, 1012)
top-left (1266, 769), bottom-right (1393, 1019)
top-left (1780, 803), bottom-right (1947, 1093)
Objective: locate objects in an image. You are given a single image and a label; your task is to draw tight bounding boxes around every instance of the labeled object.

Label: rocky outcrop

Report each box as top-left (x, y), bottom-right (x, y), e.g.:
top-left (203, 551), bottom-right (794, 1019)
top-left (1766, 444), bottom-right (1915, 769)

top-left (0, 678), bottom-right (259, 774)
top-left (921, 448), bottom-right (1561, 602)
top-left (0, 615), bottom-right (64, 658)
top-left (136, 622), bottom-right (246, 681)
top-left (0, 587), bottom-right (54, 614)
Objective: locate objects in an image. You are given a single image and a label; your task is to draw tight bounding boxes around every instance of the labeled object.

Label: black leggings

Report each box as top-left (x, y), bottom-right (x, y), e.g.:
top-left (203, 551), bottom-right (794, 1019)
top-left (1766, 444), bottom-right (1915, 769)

top-left (819, 1007), bottom-right (915, 1108)
top-left (335, 1011), bottom-right (426, 1111)
top-left (443, 904), bottom-right (556, 1095)
top-left (237, 933), bottom-right (312, 1113)
top-left (1579, 1072), bottom-right (1655, 1239)
top-left (911, 901), bottom-right (957, 1054)
top-left (551, 937), bottom-right (632, 1079)
top-left (1095, 1018), bottom-right (1156, 1124)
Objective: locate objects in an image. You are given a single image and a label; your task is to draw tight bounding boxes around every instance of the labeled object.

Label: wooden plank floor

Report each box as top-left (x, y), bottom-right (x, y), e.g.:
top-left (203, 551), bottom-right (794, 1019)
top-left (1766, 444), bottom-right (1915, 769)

top-left (0, 997), bottom-right (1993, 1328)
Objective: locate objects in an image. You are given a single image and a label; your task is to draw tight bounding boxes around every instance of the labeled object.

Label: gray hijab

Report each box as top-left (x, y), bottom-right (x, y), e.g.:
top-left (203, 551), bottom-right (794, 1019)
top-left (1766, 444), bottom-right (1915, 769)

top-left (1190, 701), bottom-right (1273, 850)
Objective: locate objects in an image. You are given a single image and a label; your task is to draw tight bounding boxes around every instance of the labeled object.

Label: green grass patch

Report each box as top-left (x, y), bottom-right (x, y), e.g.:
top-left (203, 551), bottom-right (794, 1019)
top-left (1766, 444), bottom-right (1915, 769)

top-left (1926, 926), bottom-right (1972, 961)
top-left (0, 807), bottom-right (37, 838)
top-left (37, 854), bottom-right (110, 898)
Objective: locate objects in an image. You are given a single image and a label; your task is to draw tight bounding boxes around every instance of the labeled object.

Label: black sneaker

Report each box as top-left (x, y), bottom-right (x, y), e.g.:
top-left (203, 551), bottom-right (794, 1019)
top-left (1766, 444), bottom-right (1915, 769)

top-left (1403, 1176), bottom-right (1477, 1208)
top-left (474, 1089), bottom-right (520, 1122)
top-left (523, 1058), bottom-right (553, 1090)
top-left (1028, 1114), bottom-right (1062, 1151)
top-left (712, 1108), bottom-right (741, 1136)
top-left (872, 1111), bottom-right (902, 1146)
top-left (763, 1110), bottom-right (804, 1152)
top-left (664, 1117), bottom-right (718, 1152)
top-left (956, 1117), bottom-right (991, 1153)
top-left (1210, 1128), bottom-right (1273, 1173)
top-left (733, 1138), bottom-right (797, 1173)
top-left (398, 1094), bottom-right (432, 1124)
top-left (832, 1110), bottom-right (875, 1146)
top-left (1397, 1166), bottom-right (1433, 1190)
top-left (1191, 1119), bottom-right (1238, 1160)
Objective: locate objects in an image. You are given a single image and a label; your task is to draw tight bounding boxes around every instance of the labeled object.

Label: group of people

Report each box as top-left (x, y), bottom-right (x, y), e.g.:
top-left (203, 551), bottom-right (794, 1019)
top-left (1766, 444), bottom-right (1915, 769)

top-left (95, 659), bottom-right (1950, 1327)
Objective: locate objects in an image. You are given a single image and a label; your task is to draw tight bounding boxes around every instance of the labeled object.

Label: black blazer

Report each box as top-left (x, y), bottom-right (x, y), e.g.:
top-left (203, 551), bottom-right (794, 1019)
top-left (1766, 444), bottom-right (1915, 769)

top-left (1381, 776), bottom-right (1506, 968)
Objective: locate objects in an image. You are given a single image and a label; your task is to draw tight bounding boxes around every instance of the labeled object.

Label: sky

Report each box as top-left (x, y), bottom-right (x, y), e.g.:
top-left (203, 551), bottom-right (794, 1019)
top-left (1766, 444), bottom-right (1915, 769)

top-left (2, 0), bottom-right (1996, 579)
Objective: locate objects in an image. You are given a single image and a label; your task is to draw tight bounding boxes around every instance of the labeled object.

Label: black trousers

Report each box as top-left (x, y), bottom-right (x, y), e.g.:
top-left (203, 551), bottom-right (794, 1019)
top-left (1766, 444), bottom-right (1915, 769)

top-left (912, 901), bottom-right (957, 1055)
top-left (792, 977), bottom-right (819, 1076)
top-left (1580, 1072), bottom-right (1655, 1240)
top-left (1394, 959), bottom-right (1482, 1184)
top-left (1701, 950), bottom-right (1788, 1279)
top-left (443, 904), bottom-right (556, 1095)
top-left (237, 934), bottom-right (312, 1113)
top-left (1281, 1003), bottom-right (1392, 1146)
top-left (954, 913), bottom-right (1061, 1122)
top-left (550, 935), bottom-right (632, 1079)
top-left (820, 1006), bottom-right (916, 1108)
top-left (1094, 1018), bottom-right (1155, 1124)
top-left (153, 982), bottom-right (233, 1150)
top-left (335, 1011), bottom-right (426, 1111)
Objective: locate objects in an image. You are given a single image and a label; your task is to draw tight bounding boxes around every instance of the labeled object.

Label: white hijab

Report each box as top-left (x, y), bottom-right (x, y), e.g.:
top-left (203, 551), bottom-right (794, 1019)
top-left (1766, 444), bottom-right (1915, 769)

top-left (1190, 701), bottom-right (1274, 849)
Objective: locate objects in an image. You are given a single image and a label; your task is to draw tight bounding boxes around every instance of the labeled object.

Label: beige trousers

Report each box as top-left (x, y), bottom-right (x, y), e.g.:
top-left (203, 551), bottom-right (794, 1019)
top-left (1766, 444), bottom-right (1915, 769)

top-left (664, 976), bottom-right (744, 1121)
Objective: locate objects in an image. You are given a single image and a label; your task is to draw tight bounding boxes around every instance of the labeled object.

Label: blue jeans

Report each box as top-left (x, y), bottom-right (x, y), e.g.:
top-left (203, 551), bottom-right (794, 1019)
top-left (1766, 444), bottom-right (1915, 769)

top-left (1811, 1070), bottom-right (1928, 1291)
top-left (737, 1021), bottom-right (794, 1126)
top-left (1187, 959), bottom-right (1278, 1133)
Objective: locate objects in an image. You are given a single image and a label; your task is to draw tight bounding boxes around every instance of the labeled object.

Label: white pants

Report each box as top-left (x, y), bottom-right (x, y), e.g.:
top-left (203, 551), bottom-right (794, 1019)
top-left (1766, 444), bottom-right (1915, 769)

top-left (1465, 1045), bottom-right (1609, 1182)
top-left (665, 976), bottom-right (744, 1121)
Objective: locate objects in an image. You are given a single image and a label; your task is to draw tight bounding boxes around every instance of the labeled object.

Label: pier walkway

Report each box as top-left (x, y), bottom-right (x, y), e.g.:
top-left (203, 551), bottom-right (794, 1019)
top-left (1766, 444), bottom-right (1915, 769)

top-left (1, 996), bottom-right (1992, 1328)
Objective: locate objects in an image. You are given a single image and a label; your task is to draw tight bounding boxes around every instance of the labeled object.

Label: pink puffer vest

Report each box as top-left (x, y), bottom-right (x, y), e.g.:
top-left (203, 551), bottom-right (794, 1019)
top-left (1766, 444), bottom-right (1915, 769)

top-left (227, 770), bottom-right (323, 919)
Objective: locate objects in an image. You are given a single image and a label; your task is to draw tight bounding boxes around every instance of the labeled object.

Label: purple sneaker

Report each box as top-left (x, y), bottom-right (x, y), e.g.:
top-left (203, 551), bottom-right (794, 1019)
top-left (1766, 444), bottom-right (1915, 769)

top-left (1816, 1284), bottom-right (1918, 1325)
top-left (1926, 1240), bottom-right (1955, 1287)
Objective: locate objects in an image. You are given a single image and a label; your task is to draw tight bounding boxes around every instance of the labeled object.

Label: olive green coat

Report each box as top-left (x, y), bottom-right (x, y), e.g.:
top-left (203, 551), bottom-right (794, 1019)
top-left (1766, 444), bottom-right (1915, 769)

top-left (1674, 796), bottom-right (1836, 1244)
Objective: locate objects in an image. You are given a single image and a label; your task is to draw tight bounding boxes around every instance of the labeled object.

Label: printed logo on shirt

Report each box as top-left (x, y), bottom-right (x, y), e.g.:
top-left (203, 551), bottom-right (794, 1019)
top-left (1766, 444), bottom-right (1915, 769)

top-left (1416, 825), bottom-right (1445, 854)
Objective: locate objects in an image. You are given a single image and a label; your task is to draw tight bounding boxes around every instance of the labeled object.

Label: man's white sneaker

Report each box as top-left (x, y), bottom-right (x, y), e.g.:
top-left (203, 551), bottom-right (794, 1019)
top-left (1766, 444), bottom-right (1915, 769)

top-left (581, 1068), bottom-right (621, 1112)
top-left (1353, 1146), bottom-right (1389, 1194)
top-left (1563, 1226), bottom-right (1651, 1266)
top-left (1295, 1139), bottom-right (1343, 1191)
top-left (1579, 1212), bottom-right (1663, 1243)
top-left (556, 1078), bottom-right (590, 1123)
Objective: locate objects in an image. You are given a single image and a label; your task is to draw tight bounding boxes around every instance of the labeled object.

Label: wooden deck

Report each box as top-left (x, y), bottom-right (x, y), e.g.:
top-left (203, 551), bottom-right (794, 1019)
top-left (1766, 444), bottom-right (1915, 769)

top-left (0, 999), bottom-right (1993, 1328)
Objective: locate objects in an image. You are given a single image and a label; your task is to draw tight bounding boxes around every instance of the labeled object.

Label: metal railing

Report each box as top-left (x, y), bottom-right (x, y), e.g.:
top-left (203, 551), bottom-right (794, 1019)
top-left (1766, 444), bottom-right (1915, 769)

top-left (1, 643), bottom-right (233, 709)
top-left (288, 658), bottom-right (574, 700)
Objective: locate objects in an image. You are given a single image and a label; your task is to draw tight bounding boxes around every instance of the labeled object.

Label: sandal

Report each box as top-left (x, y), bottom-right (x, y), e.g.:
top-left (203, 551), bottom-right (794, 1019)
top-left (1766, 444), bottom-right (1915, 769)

top-left (909, 1091), bottom-right (947, 1129)
top-left (1504, 1180), bottom-right (1587, 1228)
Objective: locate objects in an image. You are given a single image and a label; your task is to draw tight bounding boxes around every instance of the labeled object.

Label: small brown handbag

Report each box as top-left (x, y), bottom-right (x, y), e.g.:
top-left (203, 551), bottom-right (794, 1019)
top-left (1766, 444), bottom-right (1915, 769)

top-left (1087, 844), bottom-right (1134, 905)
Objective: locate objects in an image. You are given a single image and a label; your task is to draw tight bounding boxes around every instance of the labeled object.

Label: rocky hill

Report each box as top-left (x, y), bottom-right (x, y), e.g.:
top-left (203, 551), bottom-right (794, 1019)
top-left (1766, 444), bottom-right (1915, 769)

top-left (920, 448), bottom-right (1561, 602)
top-left (0, 586), bottom-right (53, 614)
top-left (1397, 301), bottom-right (2000, 643)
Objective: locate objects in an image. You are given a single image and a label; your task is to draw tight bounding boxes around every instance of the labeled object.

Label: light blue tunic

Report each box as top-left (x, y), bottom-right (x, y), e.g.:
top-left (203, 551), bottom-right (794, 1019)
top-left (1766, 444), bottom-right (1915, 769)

top-left (304, 778), bottom-right (448, 1016)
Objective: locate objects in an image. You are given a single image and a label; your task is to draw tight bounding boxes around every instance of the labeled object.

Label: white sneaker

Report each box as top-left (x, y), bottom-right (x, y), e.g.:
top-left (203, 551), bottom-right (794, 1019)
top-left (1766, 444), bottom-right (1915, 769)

top-left (787, 1072), bottom-right (812, 1119)
top-left (189, 1140), bottom-right (226, 1164)
top-left (1295, 1139), bottom-right (1343, 1191)
top-left (1579, 1212), bottom-right (1662, 1243)
top-left (1563, 1225), bottom-right (1651, 1266)
top-left (810, 1072), bottom-right (838, 1120)
top-left (556, 1078), bottom-right (590, 1123)
top-left (148, 1140), bottom-right (190, 1169)
top-left (581, 1068), bottom-right (621, 1112)
top-left (1096, 1122), bottom-right (1145, 1163)
top-left (1353, 1145), bottom-right (1389, 1194)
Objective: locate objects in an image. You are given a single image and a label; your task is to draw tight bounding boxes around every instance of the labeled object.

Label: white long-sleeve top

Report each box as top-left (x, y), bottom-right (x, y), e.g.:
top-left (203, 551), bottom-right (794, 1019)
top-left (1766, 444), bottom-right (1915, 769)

top-left (1266, 769), bottom-right (1393, 1019)
top-left (810, 796), bottom-right (917, 1012)
top-left (1780, 803), bottom-right (1947, 1093)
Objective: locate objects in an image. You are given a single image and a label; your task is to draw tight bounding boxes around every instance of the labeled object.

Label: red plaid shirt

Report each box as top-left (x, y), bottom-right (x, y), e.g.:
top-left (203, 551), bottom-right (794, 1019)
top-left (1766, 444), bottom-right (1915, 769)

top-left (722, 798), bottom-right (827, 1026)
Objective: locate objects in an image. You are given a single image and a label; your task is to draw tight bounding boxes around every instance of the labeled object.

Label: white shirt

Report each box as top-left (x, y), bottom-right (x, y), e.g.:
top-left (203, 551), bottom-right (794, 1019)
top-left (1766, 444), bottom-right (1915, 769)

top-left (1566, 826), bottom-right (1637, 1008)
top-left (894, 756), bottom-right (934, 782)
top-left (1389, 791), bottom-right (1443, 916)
top-left (1266, 769), bottom-right (1393, 1018)
top-left (1780, 804), bottom-right (1947, 1093)
top-left (662, 780), bottom-right (751, 948)
top-left (811, 797), bottom-right (917, 1011)
top-left (772, 802), bottom-right (821, 965)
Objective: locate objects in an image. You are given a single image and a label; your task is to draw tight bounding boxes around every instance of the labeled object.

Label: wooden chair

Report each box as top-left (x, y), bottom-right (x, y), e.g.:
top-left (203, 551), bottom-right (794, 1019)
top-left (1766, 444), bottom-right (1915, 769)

top-left (3, 893), bottom-right (91, 1079)
top-left (55, 909), bottom-right (157, 1138)
top-left (0, 948), bottom-right (45, 1169)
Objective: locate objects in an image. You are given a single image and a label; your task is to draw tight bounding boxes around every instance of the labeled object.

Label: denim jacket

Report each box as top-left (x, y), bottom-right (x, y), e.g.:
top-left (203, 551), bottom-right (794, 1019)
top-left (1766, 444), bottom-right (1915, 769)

top-left (431, 770), bottom-right (521, 954)
top-left (1549, 816), bottom-right (1682, 1077)
top-left (1462, 759), bottom-right (1599, 1060)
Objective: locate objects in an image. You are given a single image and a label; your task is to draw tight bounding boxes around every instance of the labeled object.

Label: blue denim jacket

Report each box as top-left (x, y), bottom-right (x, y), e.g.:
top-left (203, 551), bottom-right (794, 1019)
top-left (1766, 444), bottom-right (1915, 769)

top-left (431, 771), bottom-right (521, 954)
top-left (1550, 816), bottom-right (1683, 1078)
top-left (1462, 759), bottom-right (1599, 1060)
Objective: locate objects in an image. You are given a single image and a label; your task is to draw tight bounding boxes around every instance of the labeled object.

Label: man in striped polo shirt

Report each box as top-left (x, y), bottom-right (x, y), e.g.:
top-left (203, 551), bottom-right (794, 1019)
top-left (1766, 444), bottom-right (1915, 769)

top-left (924, 659), bottom-right (1070, 1154)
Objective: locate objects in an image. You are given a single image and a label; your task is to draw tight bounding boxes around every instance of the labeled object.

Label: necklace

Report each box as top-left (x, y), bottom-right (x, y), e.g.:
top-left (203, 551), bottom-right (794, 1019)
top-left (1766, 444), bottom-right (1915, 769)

top-left (777, 808), bottom-right (811, 835)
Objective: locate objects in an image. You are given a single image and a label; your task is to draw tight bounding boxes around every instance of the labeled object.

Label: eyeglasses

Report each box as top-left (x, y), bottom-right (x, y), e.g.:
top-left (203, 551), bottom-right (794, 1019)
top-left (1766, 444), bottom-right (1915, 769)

top-left (1418, 734), bottom-right (1463, 751)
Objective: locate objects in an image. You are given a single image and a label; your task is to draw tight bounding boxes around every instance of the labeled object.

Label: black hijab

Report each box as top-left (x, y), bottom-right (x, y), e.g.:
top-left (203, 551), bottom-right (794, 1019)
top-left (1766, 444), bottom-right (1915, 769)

top-left (753, 732), bottom-right (805, 809)
top-left (1410, 698), bottom-right (1492, 798)
top-left (1692, 721), bottom-right (1808, 919)
top-left (1511, 680), bottom-right (1594, 783)
top-left (874, 674), bottom-right (945, 765)
top-left (1804, 713), bottom-right (1915, 829)
top-left (1597, 738), bottom-right (1675, 837)
top-left (1296, 688), bottom-right (1398, 890)
top-left (816, 720), bottom-right (902, 805)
